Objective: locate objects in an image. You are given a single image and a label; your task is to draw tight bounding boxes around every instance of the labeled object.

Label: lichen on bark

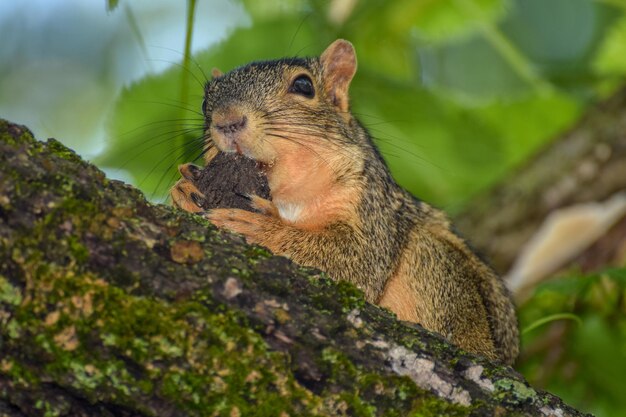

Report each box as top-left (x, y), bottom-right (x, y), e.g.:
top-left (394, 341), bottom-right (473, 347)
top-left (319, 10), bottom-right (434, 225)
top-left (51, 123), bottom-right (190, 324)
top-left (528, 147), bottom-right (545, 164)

top-left (0, 119), bottom-right (590, 416)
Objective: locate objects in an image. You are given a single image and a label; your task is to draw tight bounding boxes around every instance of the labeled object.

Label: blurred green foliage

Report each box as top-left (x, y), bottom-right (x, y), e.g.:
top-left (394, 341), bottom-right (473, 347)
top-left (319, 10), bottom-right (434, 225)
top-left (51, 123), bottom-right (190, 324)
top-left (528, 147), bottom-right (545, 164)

top-left (100, 0), bottom-right (626, 210)
top-left (97, 1), bottom-right (626, 415)
top-left (518, 268), bottom-right (626, 417)
top-left (4, 0), bottom-right (626, 414)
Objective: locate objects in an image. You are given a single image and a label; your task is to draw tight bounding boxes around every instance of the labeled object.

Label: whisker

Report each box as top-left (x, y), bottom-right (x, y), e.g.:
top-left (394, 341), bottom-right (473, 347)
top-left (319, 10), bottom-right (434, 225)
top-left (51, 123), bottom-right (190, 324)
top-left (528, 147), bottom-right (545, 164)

top-left (263, 126), bottom-right (364, 165)
top-left (263, 129), bottom-right (365, 183)
top-left (117, 127), bottom-right (205, 170)
top-left (147, 44), bottom-right (210, 84)
top-left (140, 135), bottom-right (204, 186)
top-left (117, 118), bottom-right (205, 138)
top-left (124, 99), bottom-right (203, 116)
top-left (264, 132), bottom-right (334, 170)
top-left (145, 135), bottom-right (208, 199)
top-left (123, 125), bottom-right (205, 148)
top-left (146, 56), bottom-right (208, 89)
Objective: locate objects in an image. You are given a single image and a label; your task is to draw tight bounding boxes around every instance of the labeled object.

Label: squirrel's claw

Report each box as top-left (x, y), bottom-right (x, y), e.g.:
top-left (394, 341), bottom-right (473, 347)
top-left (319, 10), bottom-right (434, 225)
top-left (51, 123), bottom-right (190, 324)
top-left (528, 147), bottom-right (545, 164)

top-left (205, 208), bottom-right (280, 247)
top-left (171, 178), bottom-right (205, 213)
top-left (178, 163), bottom-right (203, 181)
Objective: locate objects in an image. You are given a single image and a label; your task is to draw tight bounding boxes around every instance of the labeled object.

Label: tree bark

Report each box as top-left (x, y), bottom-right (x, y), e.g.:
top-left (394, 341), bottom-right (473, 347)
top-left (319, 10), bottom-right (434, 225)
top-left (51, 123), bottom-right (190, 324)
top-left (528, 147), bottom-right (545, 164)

top-left (0, 119), bottom-right (588, 416)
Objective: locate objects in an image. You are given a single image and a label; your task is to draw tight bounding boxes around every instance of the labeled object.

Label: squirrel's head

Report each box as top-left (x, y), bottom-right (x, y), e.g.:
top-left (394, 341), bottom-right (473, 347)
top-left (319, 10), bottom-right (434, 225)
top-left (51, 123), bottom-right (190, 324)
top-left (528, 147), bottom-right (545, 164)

top-left (202, 40), bottom-right (363, 192)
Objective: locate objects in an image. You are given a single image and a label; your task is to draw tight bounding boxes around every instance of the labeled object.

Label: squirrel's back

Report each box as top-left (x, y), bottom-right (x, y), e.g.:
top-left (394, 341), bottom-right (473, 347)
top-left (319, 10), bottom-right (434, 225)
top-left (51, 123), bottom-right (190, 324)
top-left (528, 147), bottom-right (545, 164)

top-left (346, 119), bottom-right (519, 363)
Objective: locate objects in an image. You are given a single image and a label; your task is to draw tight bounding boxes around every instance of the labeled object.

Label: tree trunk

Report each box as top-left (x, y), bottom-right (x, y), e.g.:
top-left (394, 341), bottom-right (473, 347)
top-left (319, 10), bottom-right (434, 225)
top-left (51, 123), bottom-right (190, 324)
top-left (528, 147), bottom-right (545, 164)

top-left (0, 119), bottom-right (588, 416)
top-left (456, 87), bottom-right (626, 292)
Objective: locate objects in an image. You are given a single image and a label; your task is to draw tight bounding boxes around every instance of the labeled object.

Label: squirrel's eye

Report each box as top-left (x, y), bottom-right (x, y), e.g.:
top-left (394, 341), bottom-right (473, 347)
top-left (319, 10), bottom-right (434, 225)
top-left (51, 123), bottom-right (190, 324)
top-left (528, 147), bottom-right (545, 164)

top-left (201, 98), bottom-right (207, 115)
top-left (290, 75), bottom-right (315, 98)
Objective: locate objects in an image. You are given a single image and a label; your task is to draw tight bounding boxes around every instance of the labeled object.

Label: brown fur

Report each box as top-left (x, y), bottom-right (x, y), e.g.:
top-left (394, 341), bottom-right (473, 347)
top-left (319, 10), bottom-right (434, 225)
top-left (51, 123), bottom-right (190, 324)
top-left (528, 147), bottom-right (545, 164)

top-left (171, 40), bottom-right (519, 364)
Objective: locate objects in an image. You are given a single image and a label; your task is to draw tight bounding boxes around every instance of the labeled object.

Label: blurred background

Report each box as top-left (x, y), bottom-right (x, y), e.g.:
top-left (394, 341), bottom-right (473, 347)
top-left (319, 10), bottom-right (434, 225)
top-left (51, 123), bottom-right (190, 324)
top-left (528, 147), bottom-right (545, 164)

top-left (1, 0), bottom-right (626, 415)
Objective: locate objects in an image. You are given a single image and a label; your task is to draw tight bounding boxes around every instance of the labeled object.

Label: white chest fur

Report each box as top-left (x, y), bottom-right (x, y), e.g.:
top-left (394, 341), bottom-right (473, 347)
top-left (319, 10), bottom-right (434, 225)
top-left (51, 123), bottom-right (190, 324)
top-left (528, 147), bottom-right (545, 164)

top-left (276, 201), bottom-right (304, 223)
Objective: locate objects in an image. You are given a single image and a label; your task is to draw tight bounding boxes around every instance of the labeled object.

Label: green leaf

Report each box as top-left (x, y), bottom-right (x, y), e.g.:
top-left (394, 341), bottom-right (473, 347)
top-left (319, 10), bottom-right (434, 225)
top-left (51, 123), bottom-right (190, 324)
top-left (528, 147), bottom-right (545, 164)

top-left (517, 269), bottom-right (626, 417)
top-left (402, 0), bottom-right (508, 43)
top-left (522, 313), bottom-right (582, 335)
top-left (356, 84), bottom-right (579, 210)
top-left (346, 0), bottom-right (508, 43)
top-left (593, 14), bottom-right (626, 77)
top-left (239, 0), bottom-right (306, 21)
top-left (341, 0), bottom-right (510, 81)
top-left (335, 0), bottom-right (511, 82)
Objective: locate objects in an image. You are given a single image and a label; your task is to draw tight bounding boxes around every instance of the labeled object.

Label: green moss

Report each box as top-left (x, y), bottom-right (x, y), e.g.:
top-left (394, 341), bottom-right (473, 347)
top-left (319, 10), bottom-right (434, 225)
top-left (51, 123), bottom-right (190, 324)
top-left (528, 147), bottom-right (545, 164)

top-left (3, 262), bottom-right (322, 415)
top-left (67, 236), bottom-right (90, 263)
top-left (307, 275), bottom-right (366, 315)
top-left (0, 276), bottom-right (22, 305)
top-left (408, 398), bottom-right (471, 417)
top-left (321, 347), bottom-right (358, 383)
top-left (35, 398), bottom-right (63, 417)
top-left (44, 138), bottom-right (88, 166)
top-left (312, 349), bottom-right (471, 416)
top-left (0, 140), bottom-right (329, 413)
top-left (243, 244), bottom-right (273, 261)
top-left (334, 280), bottom-right (367, 312)
top-left (494, 378), bottom-right (537, 403)
top-left (0, 119), bottom-right (35, 146)
top-left (353, 373), bottom-right (424, 416)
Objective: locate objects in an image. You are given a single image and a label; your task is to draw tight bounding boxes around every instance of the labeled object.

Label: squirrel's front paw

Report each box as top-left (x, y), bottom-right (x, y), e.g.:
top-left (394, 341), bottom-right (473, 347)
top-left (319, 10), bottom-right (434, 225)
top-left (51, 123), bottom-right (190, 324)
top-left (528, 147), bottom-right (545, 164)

top-left (170, 164), bottom-right (206, 213)
top-left (206, 208), bottom-right (281, 247)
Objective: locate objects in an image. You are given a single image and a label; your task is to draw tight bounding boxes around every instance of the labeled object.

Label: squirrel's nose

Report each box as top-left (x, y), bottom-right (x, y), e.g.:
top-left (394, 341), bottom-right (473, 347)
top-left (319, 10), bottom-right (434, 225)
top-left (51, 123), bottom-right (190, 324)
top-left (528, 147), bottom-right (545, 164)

top-left (214, 115), bottom-right (247, 135)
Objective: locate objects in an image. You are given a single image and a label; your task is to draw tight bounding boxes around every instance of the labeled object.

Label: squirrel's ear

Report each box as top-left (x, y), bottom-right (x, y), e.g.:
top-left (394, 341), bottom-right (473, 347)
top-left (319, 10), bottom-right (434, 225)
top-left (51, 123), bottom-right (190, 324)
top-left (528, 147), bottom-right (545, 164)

top-left (211, 68), bottom-right (223, 78)
top-left (320, 39), bottom-right (357, 113)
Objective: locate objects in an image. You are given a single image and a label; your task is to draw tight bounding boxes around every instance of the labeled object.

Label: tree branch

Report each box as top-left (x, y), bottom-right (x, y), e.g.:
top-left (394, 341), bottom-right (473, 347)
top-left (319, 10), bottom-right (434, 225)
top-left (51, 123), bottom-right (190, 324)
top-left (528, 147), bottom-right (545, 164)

top-left (456, 87), bottom-right (626, 279)
top-left (0, 119), bottom-right (588, 416)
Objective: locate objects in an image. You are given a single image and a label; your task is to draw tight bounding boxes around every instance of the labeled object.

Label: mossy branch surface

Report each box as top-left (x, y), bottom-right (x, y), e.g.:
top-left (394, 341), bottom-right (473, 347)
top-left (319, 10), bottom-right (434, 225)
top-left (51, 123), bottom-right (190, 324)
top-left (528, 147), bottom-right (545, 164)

top-left (0, 119), bottom-right (588, 416)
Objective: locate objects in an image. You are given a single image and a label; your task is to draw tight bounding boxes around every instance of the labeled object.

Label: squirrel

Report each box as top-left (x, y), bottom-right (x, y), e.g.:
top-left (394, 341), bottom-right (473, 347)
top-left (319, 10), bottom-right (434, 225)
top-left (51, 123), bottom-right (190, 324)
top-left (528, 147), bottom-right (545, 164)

top-left (170, 39), bottom-right (519, 365)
